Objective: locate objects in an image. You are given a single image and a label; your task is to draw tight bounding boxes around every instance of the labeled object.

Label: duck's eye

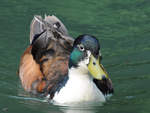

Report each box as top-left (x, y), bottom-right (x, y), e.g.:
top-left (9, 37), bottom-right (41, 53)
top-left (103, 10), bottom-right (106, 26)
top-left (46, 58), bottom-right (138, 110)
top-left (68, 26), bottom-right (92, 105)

top-left (78, 44), bottom-right (85, 51)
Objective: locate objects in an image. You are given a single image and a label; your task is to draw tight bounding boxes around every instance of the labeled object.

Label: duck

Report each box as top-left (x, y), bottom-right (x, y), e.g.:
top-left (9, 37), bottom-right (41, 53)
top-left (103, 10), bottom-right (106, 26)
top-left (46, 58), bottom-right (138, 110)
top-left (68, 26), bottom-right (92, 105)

top-left (18, 15), bottom-right (113, 104)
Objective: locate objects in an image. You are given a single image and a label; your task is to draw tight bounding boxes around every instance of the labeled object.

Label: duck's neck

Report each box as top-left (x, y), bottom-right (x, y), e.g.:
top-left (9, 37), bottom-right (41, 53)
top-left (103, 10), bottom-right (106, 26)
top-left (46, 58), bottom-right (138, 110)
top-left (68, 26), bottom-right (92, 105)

top-left (67, 67), bottom-right (93, 88)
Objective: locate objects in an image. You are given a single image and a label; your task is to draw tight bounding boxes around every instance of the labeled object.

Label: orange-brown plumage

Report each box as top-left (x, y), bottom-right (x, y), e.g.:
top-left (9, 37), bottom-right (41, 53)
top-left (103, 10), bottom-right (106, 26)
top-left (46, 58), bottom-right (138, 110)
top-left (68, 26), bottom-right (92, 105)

top-left (19, 46), bottom-right (45, 92)
top-left (19, 15), bottom-right (73, 95)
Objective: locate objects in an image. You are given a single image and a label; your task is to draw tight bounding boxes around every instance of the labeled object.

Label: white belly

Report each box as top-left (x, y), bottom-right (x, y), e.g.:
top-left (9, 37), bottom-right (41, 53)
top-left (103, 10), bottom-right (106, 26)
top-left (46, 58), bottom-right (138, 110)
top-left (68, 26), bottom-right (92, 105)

top-left (53, 70), bottom-right (105, 104)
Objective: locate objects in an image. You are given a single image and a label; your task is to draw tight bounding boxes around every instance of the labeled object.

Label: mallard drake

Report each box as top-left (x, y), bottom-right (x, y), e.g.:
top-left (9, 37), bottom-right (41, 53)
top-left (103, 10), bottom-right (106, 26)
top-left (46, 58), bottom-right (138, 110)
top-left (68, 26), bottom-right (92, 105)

top-left (19, 15), bottom-right (113, 104)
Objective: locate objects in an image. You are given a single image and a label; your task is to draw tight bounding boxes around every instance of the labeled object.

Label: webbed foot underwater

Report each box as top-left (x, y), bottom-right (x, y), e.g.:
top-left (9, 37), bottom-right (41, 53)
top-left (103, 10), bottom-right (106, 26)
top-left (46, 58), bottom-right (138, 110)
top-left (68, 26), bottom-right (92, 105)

top-left (18, 15), bottom-right (113, 104)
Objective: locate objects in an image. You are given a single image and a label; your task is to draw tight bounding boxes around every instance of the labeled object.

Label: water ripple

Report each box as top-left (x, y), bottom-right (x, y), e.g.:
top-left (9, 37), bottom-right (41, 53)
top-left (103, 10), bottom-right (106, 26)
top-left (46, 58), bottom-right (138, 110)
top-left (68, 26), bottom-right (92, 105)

top-left (106, 60), bottom-right (150, 68)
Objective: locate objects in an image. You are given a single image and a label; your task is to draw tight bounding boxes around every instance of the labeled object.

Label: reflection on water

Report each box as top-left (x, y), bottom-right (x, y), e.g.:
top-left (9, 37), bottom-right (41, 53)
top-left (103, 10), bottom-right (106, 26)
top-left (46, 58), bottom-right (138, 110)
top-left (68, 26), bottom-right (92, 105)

top-left (61, 108), bottom-right (95, 113)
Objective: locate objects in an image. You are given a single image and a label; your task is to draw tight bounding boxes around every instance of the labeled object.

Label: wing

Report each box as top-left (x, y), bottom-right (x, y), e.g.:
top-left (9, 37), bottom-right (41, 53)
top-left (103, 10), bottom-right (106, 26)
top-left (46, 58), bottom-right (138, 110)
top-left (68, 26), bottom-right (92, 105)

top-left (19, 15), bottom-right (74, 96)
top-left (19, 46), bottom-right (46, 93)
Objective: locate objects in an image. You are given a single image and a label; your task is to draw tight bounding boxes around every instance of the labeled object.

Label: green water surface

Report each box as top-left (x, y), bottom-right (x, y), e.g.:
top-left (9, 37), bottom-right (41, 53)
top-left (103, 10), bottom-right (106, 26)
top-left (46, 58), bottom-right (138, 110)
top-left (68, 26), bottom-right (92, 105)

top-left (0, 0), bottom-right (150, 113)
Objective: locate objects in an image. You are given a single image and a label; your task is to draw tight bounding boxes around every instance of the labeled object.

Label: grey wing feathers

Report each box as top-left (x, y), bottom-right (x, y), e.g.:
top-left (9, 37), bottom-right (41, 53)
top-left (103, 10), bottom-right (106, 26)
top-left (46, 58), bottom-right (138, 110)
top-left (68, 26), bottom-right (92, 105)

top-left (30, 15), bottom-right (72, 44)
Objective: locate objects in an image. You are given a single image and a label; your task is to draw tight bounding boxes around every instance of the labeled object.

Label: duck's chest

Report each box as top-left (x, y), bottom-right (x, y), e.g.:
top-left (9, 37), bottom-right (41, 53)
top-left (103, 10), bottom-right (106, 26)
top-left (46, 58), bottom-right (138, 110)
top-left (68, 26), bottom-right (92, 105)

top-left (53, 73), bottom-right (105, 104)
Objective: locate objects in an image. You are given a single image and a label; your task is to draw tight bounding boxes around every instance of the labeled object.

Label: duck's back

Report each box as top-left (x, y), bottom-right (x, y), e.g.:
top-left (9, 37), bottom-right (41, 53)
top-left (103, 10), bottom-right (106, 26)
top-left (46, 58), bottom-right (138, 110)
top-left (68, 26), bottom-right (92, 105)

top-left (19, 15), bottom-right (74, 96)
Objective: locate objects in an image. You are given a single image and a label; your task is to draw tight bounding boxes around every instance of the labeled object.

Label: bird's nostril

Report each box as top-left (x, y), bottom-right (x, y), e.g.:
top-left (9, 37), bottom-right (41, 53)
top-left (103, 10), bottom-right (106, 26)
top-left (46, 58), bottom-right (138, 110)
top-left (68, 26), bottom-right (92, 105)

top-left (93, 62), bottom-right (96, 65)
top-left (102, 75), bottom-right (107, 81)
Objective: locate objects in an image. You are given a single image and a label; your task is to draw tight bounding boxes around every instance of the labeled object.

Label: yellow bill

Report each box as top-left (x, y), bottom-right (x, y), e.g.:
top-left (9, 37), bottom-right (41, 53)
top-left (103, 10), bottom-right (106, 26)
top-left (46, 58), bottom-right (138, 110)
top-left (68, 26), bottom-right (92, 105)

top-left (88, 55), bottom-right (109, 80)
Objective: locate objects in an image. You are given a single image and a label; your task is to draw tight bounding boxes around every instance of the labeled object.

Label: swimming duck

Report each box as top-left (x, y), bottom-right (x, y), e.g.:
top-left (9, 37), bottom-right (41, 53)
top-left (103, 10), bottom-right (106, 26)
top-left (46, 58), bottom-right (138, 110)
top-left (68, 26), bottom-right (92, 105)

top-left (19, 15), bottom-right (113, 104)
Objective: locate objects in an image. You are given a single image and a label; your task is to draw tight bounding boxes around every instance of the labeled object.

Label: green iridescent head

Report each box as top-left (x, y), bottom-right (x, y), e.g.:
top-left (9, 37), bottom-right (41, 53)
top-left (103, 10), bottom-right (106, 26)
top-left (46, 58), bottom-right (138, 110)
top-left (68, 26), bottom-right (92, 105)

top-left (69, 34), bottom-right (100, 68)
top-left (69, 34), bottom-right (110, 81)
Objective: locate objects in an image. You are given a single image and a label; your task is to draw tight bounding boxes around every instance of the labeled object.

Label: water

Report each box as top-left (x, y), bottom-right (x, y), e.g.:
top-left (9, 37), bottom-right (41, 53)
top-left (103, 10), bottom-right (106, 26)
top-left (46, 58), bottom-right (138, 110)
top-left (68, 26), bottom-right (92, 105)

top-left (0, 0), bottom-right (150, 113)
